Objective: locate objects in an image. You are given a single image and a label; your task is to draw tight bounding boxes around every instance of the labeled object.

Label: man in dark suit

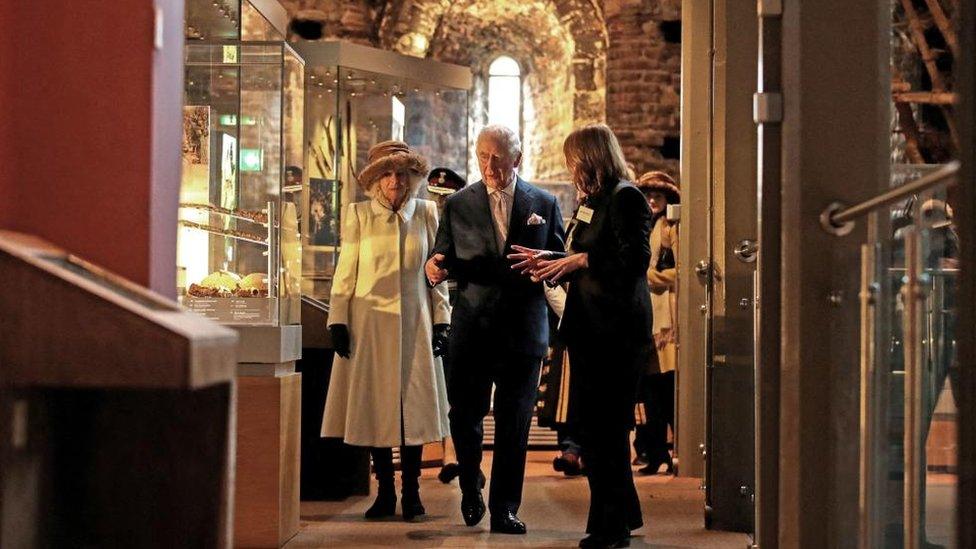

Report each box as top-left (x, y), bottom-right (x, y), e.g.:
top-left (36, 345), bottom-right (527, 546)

top-left (425, 125), bottom-right (565, 534)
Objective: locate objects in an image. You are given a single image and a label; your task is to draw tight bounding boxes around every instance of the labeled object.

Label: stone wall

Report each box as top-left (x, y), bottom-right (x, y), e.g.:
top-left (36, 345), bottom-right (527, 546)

top-left (604, 0), bottom-right (681, 178)
top-left (279, 0), bottom-right (377, 43)
top-left (280, 0), bottom-right (682, 182)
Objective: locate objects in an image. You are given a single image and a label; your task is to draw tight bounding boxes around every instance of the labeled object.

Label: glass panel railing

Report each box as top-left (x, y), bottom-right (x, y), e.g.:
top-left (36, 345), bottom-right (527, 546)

top-left (915, 185), bottom-right (959, 549)
top-left (859, 175), bottom-right (958, 549)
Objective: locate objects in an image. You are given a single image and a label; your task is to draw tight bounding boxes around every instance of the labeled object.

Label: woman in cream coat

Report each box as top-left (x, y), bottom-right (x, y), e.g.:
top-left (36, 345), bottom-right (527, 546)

top-left (323, 141), bottom-right (451, 521)
top-left (634, 170), bottom-right (680, 475)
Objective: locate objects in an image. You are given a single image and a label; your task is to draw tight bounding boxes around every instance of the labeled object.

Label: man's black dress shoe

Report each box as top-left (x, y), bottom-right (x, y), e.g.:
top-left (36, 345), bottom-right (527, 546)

top-left (489, 511), bottom-right (527, 534)
top-left (460, 490), bottom-right (486, 526)
top-left (579, 533), bottom-right (630, 548)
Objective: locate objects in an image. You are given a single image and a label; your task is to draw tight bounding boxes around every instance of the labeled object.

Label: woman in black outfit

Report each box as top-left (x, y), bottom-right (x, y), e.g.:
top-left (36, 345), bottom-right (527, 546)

top-left (509, 124), bottom-right (653, 548)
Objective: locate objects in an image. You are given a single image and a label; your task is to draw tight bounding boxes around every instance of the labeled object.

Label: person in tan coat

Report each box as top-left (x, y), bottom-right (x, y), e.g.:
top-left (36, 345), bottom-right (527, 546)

top-left (633, 171), bottom-right (680, 475)
top-left (323, 141), bottom-right (452, 521)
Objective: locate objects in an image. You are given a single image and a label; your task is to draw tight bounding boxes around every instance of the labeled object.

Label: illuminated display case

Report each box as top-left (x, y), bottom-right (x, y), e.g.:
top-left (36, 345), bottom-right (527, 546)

top-left (178, 0), bottom-right (304, 326)
top-left (292, 41), bottom-right (473, 302)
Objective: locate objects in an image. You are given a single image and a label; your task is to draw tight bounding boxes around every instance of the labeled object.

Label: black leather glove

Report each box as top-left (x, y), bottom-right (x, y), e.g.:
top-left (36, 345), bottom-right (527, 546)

top-left (432, 324), bottom-right (450, 358)
top-left (330, 324), bottom-right (351, 358)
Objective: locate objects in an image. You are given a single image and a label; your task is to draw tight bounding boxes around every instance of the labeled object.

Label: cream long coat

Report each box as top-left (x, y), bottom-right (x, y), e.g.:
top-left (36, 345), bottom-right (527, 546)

top-left (322, 198), bottom-right (451, 447)
top-left (647, 216), bottom-right (678, 373)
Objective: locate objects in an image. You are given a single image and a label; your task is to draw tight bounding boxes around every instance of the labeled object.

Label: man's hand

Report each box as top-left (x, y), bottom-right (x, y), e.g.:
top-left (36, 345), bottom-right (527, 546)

top-left (533, 253), bottom-right (588, 284)
top-left (507, 245), bottom-right (552, 275)
top-left (329, 324), bottom-right (351, 358)
top-left (426, 253), bottom-right (449, 285)
top-left (432, 324), bottom-right (450, 358)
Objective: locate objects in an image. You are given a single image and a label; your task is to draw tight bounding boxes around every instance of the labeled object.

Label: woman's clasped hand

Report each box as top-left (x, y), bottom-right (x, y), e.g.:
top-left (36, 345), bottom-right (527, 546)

top-left (507, 244), bottom-right (587, 284)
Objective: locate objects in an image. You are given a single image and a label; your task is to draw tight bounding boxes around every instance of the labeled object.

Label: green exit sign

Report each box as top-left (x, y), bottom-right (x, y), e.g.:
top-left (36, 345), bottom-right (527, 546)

top-left (240, 148), bottom-right (263, 172)
top-left (218, 115), bottom-right (257, 126)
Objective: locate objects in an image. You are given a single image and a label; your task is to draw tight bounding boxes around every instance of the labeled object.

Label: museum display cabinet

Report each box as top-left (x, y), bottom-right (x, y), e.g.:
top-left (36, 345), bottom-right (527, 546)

top-left (292, 41), bottom-right (473, 302)
top-left (181, 2), bottom-right (305, 547)
top-left (179, 0), bottom-right (304, 328)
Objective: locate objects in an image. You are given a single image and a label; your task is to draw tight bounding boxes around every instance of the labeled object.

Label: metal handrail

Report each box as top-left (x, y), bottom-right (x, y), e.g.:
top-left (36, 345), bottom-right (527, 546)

top-left (821, 160), bottom-right (960, 235)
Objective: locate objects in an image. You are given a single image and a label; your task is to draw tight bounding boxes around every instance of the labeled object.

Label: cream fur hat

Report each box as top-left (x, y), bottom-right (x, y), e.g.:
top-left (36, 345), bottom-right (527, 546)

top-left (357, 140), bottom-right (430, 192)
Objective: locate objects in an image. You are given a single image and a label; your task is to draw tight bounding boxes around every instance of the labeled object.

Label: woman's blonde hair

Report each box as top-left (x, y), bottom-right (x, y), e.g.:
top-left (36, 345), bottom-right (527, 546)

top-left (563, 124), bottom-right (630, 196)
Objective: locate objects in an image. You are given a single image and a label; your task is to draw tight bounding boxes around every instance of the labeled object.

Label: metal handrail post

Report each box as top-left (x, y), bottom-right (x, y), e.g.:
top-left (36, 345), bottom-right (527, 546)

top-left (859, 243), bottom-right (880, 549)
top-left (902, 228), bottom-right (924, 549)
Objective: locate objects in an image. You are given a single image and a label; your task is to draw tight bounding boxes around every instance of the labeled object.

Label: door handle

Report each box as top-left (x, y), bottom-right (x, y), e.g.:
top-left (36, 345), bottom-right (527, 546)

top-left (695, 259), bottom-right (711, 276)
top-left (733, 239), bottom-right (758, 263)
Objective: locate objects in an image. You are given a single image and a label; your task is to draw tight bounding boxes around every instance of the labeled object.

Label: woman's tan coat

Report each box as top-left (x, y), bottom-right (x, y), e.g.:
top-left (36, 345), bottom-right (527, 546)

top-left (322, 198), bottom-right (451, 447)
top-left (647, 216), bottom-right (678, 373)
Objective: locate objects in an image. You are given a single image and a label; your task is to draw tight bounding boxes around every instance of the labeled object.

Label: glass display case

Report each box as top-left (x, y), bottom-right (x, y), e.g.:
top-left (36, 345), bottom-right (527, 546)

top-left (293, 41), bottom-right (473, 301)
top-left (178, 0), bottom-right (304, 326)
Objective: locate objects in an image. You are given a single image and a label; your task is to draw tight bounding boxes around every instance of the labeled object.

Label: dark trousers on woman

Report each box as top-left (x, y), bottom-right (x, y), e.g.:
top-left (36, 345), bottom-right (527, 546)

top-left (570, 345), bottom-right (643, 538)
top-left (634, 370), bottom-right (675, 465)
top-left (370, 445), bottom-right (423, 494)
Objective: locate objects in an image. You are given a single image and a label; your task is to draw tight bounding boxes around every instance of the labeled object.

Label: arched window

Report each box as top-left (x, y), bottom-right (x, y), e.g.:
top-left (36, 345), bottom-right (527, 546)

top-left (487, 56), bottom-right (522, 133)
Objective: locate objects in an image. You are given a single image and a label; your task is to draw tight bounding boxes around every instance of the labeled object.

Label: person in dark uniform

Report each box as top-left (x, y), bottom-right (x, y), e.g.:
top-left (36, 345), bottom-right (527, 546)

top-left (425, 125), bottom-right (566, 535)
top-left (510, 124), bottom-right (653, 548)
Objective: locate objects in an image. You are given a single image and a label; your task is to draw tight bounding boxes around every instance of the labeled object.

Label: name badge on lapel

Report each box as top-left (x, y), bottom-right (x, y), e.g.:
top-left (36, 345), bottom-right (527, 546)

top-left (576, 206), bottom-right (595, 224)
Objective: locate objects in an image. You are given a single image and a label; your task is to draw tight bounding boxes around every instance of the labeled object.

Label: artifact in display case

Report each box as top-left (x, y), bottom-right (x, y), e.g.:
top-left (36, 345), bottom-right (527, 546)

top-left (178, 0), bottom-right (305, 326)
top-left (291, 41), bottom-right (473, 302)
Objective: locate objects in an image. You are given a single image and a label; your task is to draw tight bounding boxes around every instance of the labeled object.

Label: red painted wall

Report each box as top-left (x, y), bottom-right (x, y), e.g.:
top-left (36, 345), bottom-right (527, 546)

top-left (0, 1), bottom-right (166, 288)
top-left (0, 7), bottom-right (15, 223)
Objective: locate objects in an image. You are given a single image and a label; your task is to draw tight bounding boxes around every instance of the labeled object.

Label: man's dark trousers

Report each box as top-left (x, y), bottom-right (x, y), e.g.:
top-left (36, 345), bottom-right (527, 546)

top-left (448, 351), bottom-right (542, 514)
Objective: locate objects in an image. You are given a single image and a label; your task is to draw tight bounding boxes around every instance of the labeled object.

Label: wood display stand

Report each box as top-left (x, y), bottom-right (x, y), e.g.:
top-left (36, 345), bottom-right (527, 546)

top-left (232, 328), bottom-right (302, 548)
top-left (0, 232), bottom-right (238, 548)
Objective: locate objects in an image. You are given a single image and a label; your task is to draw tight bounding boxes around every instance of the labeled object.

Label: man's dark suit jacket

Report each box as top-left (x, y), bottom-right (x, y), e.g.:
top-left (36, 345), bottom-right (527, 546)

top-left (432, 178), bottom-right (565, 358)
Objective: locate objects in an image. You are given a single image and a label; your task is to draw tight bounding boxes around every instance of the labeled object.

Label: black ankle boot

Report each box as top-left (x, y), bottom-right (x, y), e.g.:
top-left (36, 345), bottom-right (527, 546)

top-left (364, 484), bottom-right (397, 519)
top-left (401, 486), bottom-right (425, 521)
top-left (366, 448), bottom-right (397, 519)
top-left (399, 445), bottom-right (425, 521)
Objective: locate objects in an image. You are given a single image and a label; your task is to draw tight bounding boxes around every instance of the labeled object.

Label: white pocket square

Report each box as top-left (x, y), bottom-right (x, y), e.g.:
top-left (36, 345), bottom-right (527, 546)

top-left (527, 213), bottom-right (546, 225)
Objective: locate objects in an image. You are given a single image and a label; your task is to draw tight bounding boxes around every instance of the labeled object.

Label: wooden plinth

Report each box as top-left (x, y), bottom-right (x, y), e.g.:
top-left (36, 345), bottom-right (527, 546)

top-left (234, 372), bottom-right (301, 548)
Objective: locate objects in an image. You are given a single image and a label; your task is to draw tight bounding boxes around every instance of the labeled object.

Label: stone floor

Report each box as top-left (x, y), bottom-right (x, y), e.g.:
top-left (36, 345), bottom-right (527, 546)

top-left (288, 451), bottom-right (752, 548)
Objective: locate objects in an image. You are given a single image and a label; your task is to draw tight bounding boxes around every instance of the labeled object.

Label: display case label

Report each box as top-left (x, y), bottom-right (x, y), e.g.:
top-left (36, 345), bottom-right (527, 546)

top-left (181, 296), bottom-right (276, 325)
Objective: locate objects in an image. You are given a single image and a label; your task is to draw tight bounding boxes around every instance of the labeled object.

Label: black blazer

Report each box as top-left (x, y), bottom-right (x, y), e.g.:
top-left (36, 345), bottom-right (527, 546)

top-left (560, 180), bottom-right (653, 349)
top-left (432, 178), bottom-right (565, 358)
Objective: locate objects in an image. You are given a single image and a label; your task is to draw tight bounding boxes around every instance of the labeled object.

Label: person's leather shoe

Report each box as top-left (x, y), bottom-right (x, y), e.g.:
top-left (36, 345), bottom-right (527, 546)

top-left (460, 490), bottom-right (486, 526)
top-left (441, 464), bottom-right (487, 489)
top-left (579, 533), bottom-right (630, 548)
top-left (490, 511), bottom-right (527, 534)
top-left (638, 455), bottom-right (674, 476)
top-left (438, 462), bottom-right (460, 484)
top-left (553, 452), bottom-right (583, 477)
